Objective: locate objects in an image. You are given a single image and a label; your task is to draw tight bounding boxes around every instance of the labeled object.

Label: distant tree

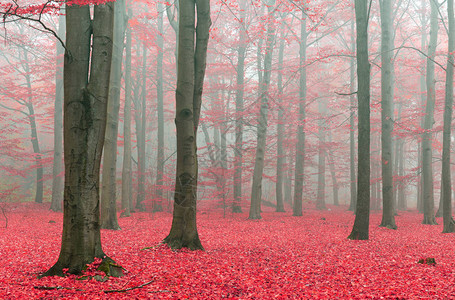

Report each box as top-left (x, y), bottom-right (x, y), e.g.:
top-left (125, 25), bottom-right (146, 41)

top-left (163, 0), bottom-right (210, 250)
top-left (379, 0), bottom-right (396, 229)
top-left (348, 0), bottom-right (371, 240)
top-left (421, 0), bottom-right (438, 225)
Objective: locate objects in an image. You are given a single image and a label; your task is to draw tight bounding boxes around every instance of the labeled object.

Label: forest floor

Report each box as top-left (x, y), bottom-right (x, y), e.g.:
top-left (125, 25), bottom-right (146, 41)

top-left (0, 202), bottom-right (454, 299)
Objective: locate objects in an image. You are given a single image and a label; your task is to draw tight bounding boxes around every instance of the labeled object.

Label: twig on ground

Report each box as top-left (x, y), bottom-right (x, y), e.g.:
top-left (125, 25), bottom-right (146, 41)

top-left (104, 279), bottom-right (155, 293)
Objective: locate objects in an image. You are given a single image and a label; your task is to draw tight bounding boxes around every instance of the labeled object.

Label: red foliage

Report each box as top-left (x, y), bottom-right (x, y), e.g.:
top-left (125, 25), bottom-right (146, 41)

top-left (0, 203), bottom-right (455, 298)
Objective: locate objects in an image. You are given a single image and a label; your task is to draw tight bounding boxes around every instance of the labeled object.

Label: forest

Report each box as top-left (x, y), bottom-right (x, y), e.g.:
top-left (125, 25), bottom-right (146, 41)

top-left (1, 0), bottom-right (455, 298)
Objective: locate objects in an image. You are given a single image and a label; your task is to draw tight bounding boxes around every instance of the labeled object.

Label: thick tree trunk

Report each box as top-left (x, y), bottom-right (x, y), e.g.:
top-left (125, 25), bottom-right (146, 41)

top-left (101, 0), bottom-right (125, 230)
top-left (348, 0), bottom-right (370, 240)
top-left (163, 0), bottom-right (210, 250)
top-left (379, 0), bottom-right (396, 229)
top-left (233, 0), bottom-right (247, 214)
top-left (121, 7), bottom-right (133, 218)
top-left (51, 10), bottom-right (65, 212)
top-left (442, 0), bottom-right (455, 233)
top-left (422, 0), bottom-right (438, 225)
top-left (43, 2), bottom-right (120, 277)
top-left (249, 3), bottom-right (276, 220)
top-left (293, 8), bottom-right (307, 217)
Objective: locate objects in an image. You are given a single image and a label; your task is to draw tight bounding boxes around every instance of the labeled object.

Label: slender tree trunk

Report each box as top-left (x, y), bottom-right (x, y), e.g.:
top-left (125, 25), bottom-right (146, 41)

top-left (417, 0), bottom-right (427, 214)
top-left (348, 0), bottom-right (370, 240)
top-left (348, 19), bottom-right (357, 212)
top-left (327, 131), bottom-right (339, 206)
top-left (136, 43), bottom-right (147, 211)
top-left (397, 139), bottom-right (406, 210)
top-left (316, 99), bottom-right (327, 210)
top-left (422, 0), bottom-right (438, 225)
top-left (293, 8), bottom-right (307, 217)
top-left (233, 0), bottom-right (247, 214)
top-left (442, 0), bottom-right (455, 233)
top-left (163, 0), bottom-right (210, 250)
top-left (275, 17), bottom-right (286, 213)
top-left (121, 6), bottom-right (132, 217)
top-left (249, 2), bottom-right (276, 220)
top-left (379, 0), bottom-right (396, 229)
top-left (51, 9), bottom-right (65, 212)
top-left (21, 48), bottom-right (43, 204)
top-left (43, 2), bottom-right (121, 277)
top-left (101, 0), bottom-right (125, 230)
top-left (154, 1), bottom-right (165, 212)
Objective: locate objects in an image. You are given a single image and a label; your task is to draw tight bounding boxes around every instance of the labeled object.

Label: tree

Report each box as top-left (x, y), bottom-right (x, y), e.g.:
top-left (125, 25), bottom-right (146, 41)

top-left (421, 0), bottom-right (438, 225)
top-left (163, 0), bottom-right (210, 250)
top-left (121, 5), bottom-right (133, 217)
top-left (379, 0), bottom-right (396, 229)
top-left (348, 0), bottom-right (370, 240)
top-left (293, 6), bottom-right (307, 217)
top-left (42, 2), bottom-right (122, 276)
top-left (441, 0), bottom-right (455, 233)
top-left (348, 19), bottom-right (357, 213)
top-left (50, 9), bottom-right (65, 212)
top-left (101, 0), bottom-right (126, 230)
top-left (316, 98), bottom-right (327, 210)
top-left (249, 0), bottom-right (276, 220)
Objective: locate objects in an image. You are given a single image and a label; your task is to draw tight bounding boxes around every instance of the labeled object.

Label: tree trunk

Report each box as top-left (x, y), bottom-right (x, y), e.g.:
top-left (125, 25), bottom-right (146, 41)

top-left (422, 0), bottom-right (438, 225)
top-left (21, 48), bottom-right (43, 204)
top-left (348, 19), bottom-right (357, 212)
top-left (348, 0), bottom-right (370, 240)
top-left (316, 99), bottom-right (327, 210)
top-left (379, 0), bottom-right (396, 229)
top-left (43, 2), bottom-right (120, 277)
top-left (51, 9), bottom-right (65, 212)
top-left (293, 8), bottom-right (307, 217)
top-left (154, 1), bottom-right (165, 212)
top-left (249, 2), bottom-right (276, 220)
top-left (233, 0), bottom-right (247, 214)
top-left (101, 0), bottom-right (125, 230)
top-left (397, 139), bottom-right (406, 210)
top-left (121, 6), bottom-right (133, 217)
top-left (163, 0), bottom-right (210, 250)
top-left (442, 0), bottom-right (455, 233)
top-left (275, 17), bottom-right (286, 213)
top-left (327, 131), bottom-right (339, 206)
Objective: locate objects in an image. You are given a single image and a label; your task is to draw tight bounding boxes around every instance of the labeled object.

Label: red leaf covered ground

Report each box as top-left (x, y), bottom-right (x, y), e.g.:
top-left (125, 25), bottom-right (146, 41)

top-left (1, 203), bottom-right (455, 299)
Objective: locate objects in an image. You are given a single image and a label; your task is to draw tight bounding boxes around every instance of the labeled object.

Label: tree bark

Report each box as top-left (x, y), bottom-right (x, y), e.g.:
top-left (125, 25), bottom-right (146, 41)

top-left (293, 8), bottom-right (307, 217)
top-left (421, 0), bottom-right (438, 225)
top-left (43, 2), bottom-right (120, 276)
top-left (348, 0), bottom-right (370, 240)
top-left (327, 130), bottom-right (339, 206)
top-left (51, 9), bottom-right (65, 212)
top-left (101, 0), bottom-right (125, 230)
top-left (379, 0), bottom-right (396, 229)
top-left (163, 0), bottom-right (210, 250)
top-left (249, 2), bottom-right (276, 220)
